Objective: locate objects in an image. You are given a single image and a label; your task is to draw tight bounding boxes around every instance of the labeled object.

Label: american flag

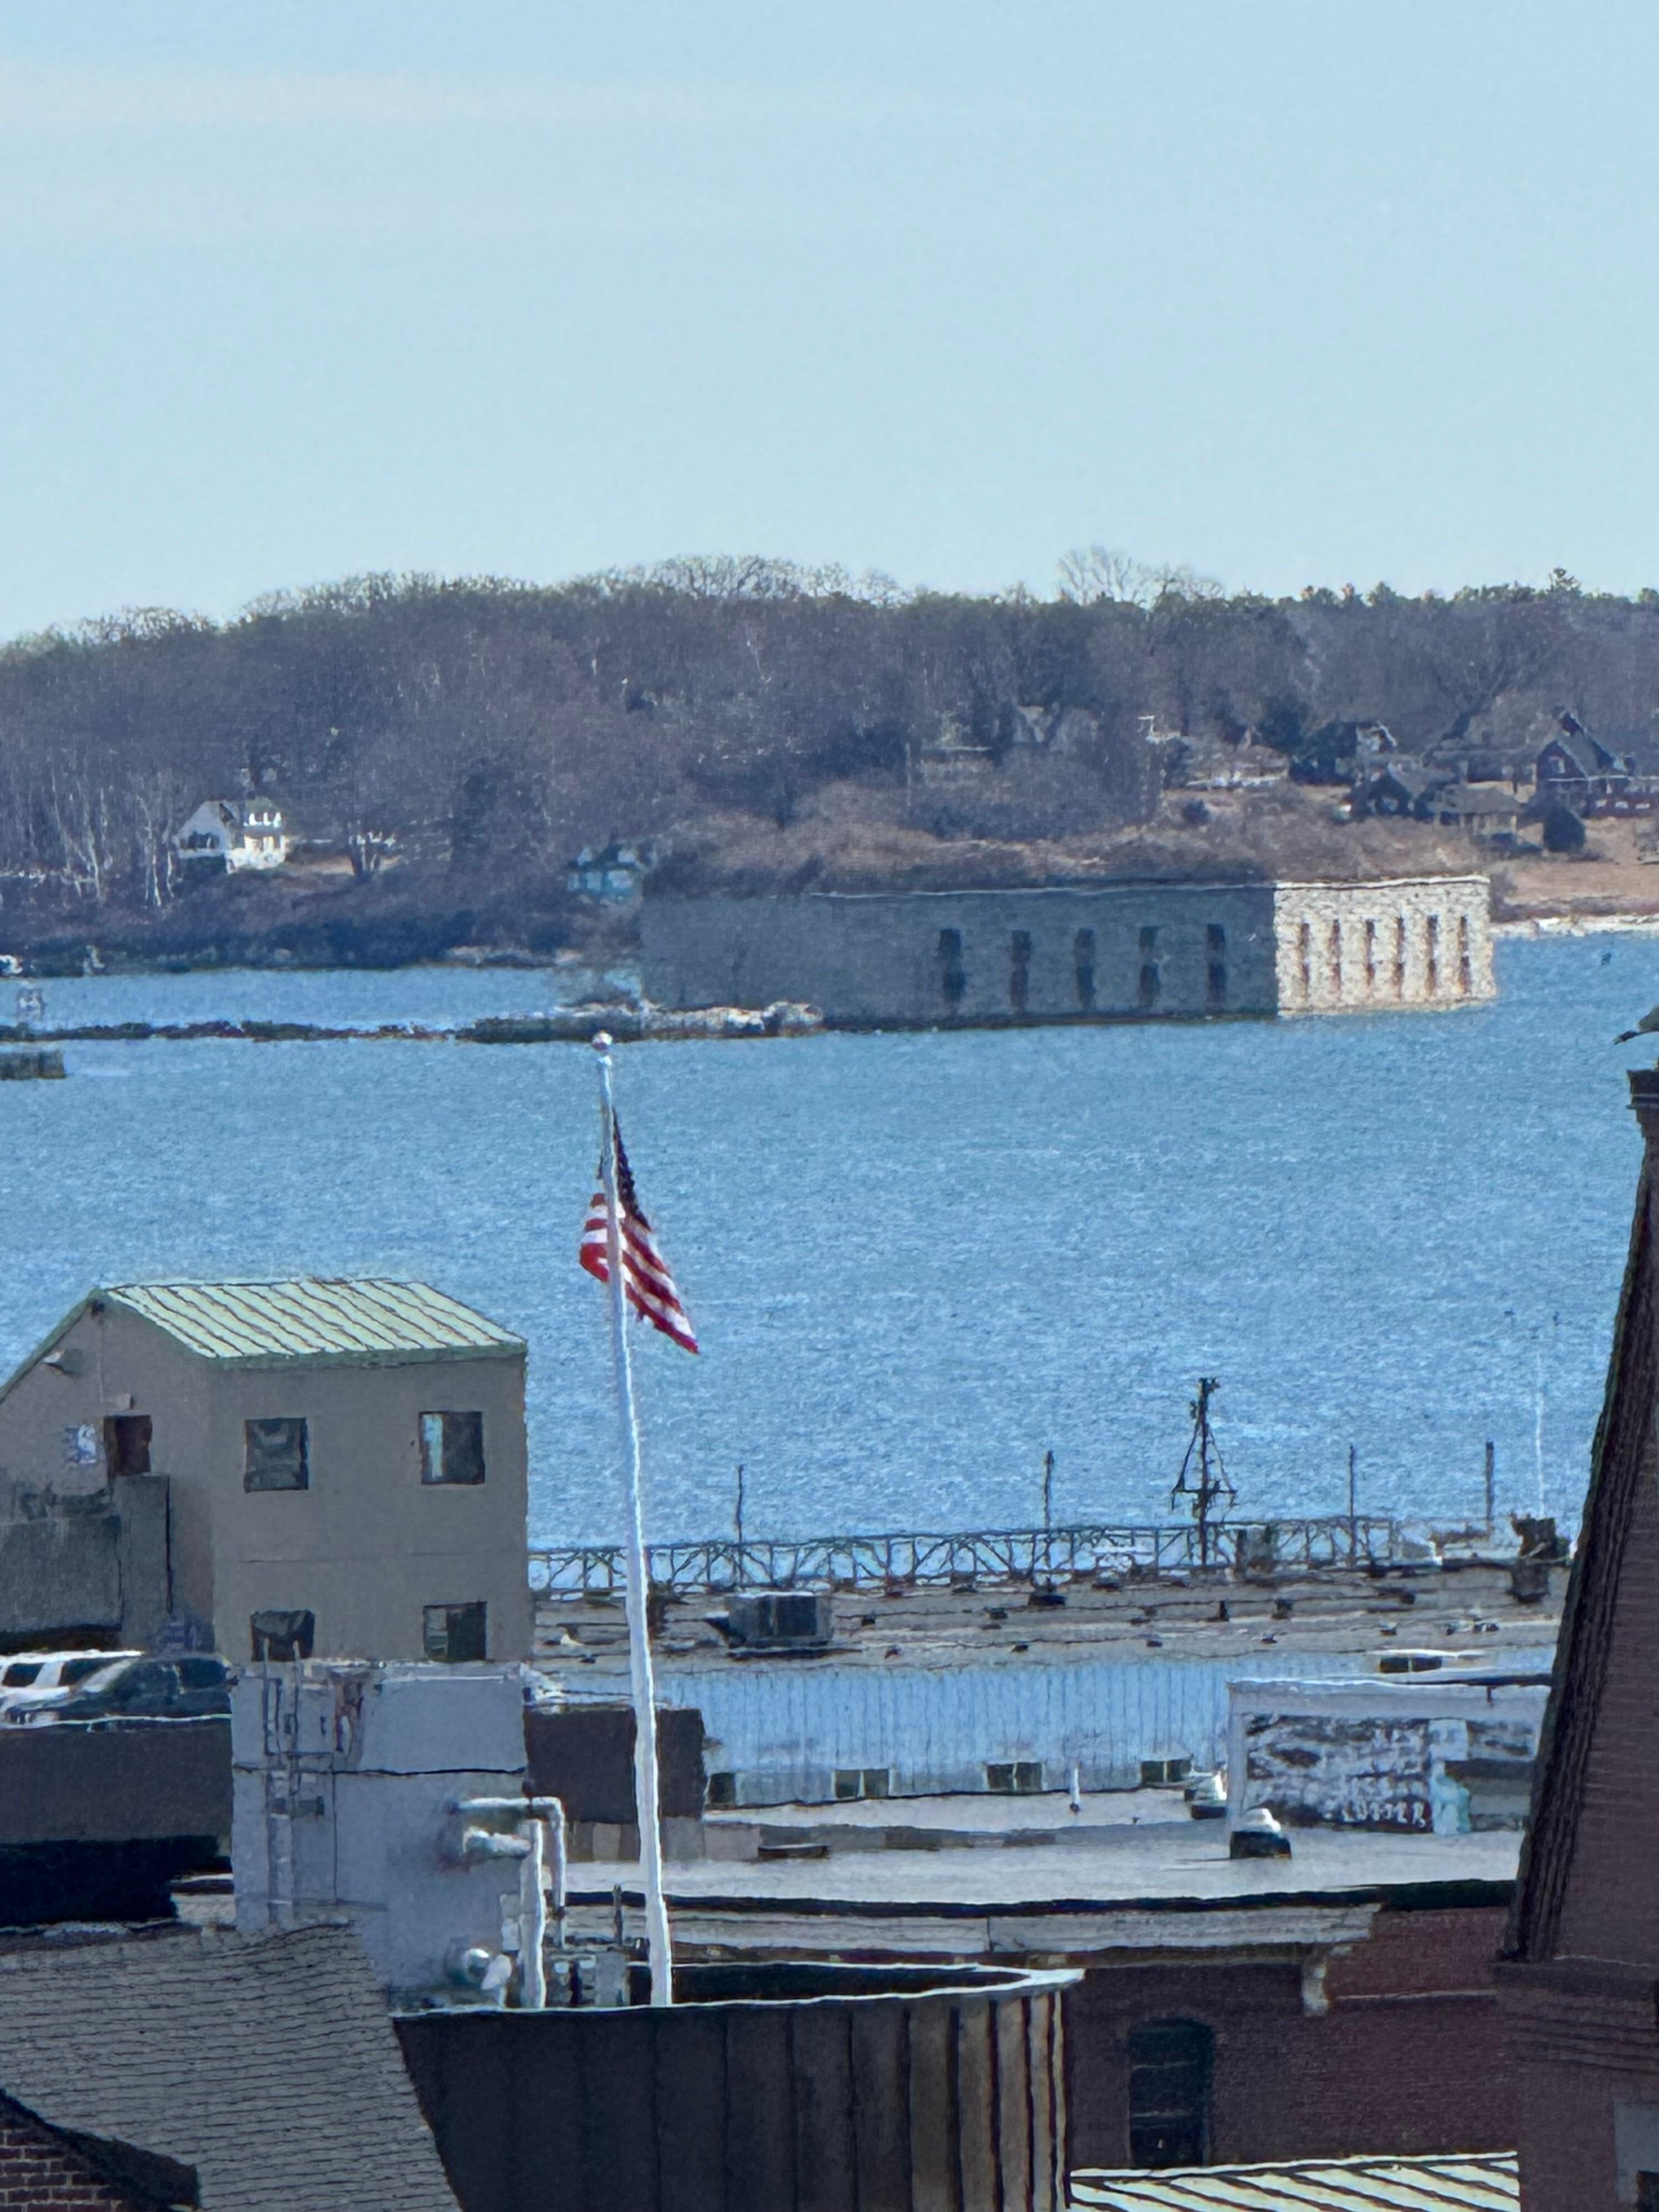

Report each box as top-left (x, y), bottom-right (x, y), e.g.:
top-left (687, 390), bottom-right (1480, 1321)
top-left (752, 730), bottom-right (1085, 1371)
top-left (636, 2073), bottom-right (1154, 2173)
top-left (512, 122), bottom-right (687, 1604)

top-left (579, 1119), bottom-right (699, 1355)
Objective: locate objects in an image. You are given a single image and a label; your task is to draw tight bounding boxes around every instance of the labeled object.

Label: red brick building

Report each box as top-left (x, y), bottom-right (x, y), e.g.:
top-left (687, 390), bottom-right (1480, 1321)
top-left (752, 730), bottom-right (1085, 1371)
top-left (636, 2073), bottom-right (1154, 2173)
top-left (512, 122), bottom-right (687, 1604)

top-left (1500, 1066), bottom-right (1659, 2208)
top-left (0, 2090), bottom-right (196, 2210)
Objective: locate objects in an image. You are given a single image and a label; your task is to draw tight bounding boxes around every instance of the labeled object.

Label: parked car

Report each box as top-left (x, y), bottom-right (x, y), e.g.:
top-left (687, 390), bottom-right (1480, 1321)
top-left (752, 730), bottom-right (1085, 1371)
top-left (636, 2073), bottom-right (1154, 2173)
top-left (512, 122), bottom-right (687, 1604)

top-left (3, 1654), bottom-right (233, 1726)
top-left (0, 1649), bottom-right (139, 1718)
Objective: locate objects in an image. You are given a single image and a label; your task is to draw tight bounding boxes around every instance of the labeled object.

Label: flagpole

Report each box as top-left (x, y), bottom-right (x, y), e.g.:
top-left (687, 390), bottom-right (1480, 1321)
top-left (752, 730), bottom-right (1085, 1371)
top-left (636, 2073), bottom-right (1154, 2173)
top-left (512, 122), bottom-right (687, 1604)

top-left (592, 1031), bottom-right (674, 2007)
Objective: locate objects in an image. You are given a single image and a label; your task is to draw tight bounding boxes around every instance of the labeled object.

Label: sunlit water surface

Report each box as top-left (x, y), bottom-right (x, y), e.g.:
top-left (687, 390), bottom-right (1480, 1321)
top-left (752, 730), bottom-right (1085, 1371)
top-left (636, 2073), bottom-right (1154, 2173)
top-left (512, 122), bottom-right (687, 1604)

top-left (0, 938), bottom-right (1648, 1544)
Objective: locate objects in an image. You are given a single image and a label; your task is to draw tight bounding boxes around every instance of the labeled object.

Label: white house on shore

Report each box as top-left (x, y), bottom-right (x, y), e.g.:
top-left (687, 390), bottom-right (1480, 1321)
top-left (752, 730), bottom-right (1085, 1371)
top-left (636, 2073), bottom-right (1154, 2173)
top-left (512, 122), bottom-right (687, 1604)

top-left (175, 799), bottom-right (290, 873)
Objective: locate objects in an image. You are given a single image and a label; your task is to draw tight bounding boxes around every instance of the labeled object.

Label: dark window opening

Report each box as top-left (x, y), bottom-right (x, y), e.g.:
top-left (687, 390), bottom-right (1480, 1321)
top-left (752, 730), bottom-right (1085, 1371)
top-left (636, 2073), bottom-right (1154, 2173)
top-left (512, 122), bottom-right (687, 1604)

top-left (1138, 963), bottom-right (1161, 1011)
top-left (834, 1767), bottom-right (893, 1801)
top-left (1426, 913), bottom-right (1441, 995)
top-left (1128, 2018), bottom-right (1214, 2169)
top-left (244, 1418), bottom-right (308, 1492)
top-left (1458, 912), bottom-right (1473, 994)
top-left (1328, 917), bottom-right (1343, 994)
top-left (1393, 915), bottom-right (1407, 995)
top-left (706, 1771), bottom-right (738, 1808)
top-left (421, 1410), bottom-right (486, 1486)
top-left (986, 1760), bottom-right (1044, 1793)
top-left (250, 1610), bottom-right (314, 1662)
top-left (937, 928), bottom-right (966, 1013)
top-left (1074, 929), bottom-right (1096, 1009)
top-left (105, 1414), bottom-right (152, 1477)
top-left (1206, 923), bottom-right (1226, 954)
top-left (1297, 919), bottom-right (1312, 999)
top-left (1638, 2172), bottom-right (1659, 2211)
top-left (1207, 962), bottom-right (1228, 1010)
top-left (1364, 916), bottom-right (1378, 991)
top-left (1009, 930), bottom-right (1032, 1013)
top-left (425, 1601), bottom-right (488, 1663)
top-left (0, 1661), bottom-right (41, 1688)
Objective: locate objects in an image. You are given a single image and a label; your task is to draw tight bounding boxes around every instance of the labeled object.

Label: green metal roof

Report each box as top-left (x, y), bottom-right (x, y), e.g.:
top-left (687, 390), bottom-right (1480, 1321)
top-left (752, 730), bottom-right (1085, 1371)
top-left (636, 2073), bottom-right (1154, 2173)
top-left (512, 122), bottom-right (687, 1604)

top-left (1068, 2153), bottom-right (1517, 2211)
top-left (97, 1279), bottom-right (525, 1368)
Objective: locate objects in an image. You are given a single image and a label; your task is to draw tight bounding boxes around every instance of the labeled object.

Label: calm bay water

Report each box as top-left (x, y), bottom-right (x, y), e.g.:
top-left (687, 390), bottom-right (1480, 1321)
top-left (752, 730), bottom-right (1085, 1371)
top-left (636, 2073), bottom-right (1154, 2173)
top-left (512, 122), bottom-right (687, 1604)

top-left (0, 936), bottom-right (1650, 1544)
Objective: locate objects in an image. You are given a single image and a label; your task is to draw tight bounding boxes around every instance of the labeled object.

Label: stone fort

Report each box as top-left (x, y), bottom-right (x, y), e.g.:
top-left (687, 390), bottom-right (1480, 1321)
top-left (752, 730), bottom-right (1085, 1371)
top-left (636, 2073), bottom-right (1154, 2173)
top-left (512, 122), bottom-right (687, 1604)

top-left (640, 876), bottom-right (1495, 1025)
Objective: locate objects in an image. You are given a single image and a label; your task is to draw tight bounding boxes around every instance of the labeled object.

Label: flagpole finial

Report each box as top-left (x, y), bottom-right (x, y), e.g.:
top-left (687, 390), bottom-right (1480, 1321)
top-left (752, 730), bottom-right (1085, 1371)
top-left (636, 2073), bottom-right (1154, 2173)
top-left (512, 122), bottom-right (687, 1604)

top-left (591, 1030), bottom-right (613, 1055)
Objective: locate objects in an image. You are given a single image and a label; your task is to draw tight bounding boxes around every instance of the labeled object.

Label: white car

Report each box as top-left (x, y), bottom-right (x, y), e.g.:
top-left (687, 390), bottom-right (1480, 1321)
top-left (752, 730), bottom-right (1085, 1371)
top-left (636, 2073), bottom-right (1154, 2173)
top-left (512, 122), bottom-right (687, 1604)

top-left (0, 1649), bottom-right (140, 1719)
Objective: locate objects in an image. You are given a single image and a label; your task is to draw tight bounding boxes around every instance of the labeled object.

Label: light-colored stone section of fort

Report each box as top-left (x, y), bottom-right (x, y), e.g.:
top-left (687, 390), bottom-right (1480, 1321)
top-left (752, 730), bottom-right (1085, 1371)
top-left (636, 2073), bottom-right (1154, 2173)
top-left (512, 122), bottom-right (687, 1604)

top-left (1272, 877), bottom-right (1494, 1014)
top-left (641, 876), bottom-right (1494, 1025)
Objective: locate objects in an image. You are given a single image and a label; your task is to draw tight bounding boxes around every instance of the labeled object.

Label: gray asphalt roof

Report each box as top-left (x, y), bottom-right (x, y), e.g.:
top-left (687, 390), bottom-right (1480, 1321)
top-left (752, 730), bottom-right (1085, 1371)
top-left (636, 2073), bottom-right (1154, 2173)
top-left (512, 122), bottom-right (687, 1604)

top-left (572, 1821), bottom-right (1520, 1915)
top-left (0, 1923), bottom-right (457, 2212)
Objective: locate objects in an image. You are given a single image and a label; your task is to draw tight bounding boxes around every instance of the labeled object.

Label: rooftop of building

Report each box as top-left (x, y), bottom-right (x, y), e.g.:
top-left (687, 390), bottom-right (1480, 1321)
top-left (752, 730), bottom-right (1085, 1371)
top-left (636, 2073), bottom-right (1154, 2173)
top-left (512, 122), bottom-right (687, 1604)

top-left (0, 1921), bottom-right (456, 2212)
top-left (535, 1555), bottom-right (1562, 1683)
top-left (8, 1277), bottom-right (524, 1383)
top-left (1068, 2150), bottom-right (1518, 2209)
top-left (571, 1814), bottom-right (1520, 1926)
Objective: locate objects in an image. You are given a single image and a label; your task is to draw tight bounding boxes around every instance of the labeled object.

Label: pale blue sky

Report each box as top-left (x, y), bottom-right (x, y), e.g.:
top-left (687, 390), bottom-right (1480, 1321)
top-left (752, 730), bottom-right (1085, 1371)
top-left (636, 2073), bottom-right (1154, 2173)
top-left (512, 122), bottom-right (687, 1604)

top-left (1, 2), bottom-right (1655, 634)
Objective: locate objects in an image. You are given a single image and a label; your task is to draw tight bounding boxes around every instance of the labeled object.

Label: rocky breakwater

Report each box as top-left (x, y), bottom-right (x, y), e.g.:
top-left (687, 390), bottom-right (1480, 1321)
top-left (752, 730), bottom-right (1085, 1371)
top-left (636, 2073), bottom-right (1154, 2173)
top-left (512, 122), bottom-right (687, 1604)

top-left (0, 1002), bottom-right (824, 1048)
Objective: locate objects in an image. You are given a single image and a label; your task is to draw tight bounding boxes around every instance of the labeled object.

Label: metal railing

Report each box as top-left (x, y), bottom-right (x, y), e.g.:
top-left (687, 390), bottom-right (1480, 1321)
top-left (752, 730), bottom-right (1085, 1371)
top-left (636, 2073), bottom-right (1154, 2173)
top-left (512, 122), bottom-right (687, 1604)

top-left (528, 1514), bottom-right (1408, 1598)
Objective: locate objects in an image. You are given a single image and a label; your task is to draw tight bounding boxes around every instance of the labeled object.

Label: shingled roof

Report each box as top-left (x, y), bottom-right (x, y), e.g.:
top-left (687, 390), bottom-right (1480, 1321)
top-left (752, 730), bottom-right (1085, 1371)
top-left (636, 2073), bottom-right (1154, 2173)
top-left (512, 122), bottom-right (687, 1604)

top-left (0, 1923), bottom-right (456, 2212)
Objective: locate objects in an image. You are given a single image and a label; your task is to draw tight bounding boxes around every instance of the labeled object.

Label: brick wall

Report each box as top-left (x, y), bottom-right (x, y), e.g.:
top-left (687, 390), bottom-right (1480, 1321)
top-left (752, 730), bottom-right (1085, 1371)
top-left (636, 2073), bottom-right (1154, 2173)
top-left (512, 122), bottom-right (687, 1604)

top-left (1064, 1904), bottom-right (1515, 2172)
top-left (0, 2107), bottom-right (156, 2211)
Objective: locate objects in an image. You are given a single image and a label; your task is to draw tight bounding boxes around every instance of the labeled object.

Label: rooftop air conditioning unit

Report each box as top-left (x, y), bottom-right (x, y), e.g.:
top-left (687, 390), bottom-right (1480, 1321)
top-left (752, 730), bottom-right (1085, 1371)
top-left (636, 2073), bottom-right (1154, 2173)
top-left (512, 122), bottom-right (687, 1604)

top-left (725, 1590), bottom-right (833, 1652)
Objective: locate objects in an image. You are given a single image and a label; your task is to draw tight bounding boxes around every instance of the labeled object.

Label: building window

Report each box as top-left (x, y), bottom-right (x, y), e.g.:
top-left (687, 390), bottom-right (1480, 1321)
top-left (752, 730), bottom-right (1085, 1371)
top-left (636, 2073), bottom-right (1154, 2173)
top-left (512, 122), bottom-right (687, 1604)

top-left (244, 1418), bottom-right (309, 1492)
top-left (250, 1609), bottom-right (315, 1662)
top-left (425, 1601), bottom-right (488, 1663)
top-left (1328, 917), bottom-right (1343, 996)
top-left (1458, 912), bottom-right (1473, 995)
top-left (1363, 916), bottom-right (1378, 992)
top-left (986, 1760), bottom-right (1044, 1793)
top-left (104, 1414), bottom-right (152, 1477)
top-left (1393, 915), bottom-right (1407, 995)
top-left (937, 928), bottom-right (966, 1013)
top-left (1207, 962), bottom-right (1227, 1011)
top-left (1206, 923), bottom-right (1226, 955)
top-left (1638, 2174), bottom-right (1659, 2210)
top-left (1074, 929), bottom-right (1096, 1009)
top-left (1426, 913), bottom-right (1441, 995)
top-left (1009, 930), bottom-right (1032, 1014)
top-left (420, 1411), bottom-right (486, 1486)
top-left (834, 1768), bottom-right (893, 1801)
top-left (1128, 2018), bottom-right (1214, 2169)
top-left (1138, 963), bottom-right (1160, 1012)
top-left (1297, 919), bottom-right (1312, 1001)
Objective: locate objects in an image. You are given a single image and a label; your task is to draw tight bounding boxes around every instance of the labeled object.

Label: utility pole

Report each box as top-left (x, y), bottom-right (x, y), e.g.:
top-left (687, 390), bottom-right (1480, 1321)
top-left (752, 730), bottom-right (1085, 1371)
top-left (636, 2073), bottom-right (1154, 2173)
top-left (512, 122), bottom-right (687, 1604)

top-left (1347, 1443), bottom-right (1358, 1565)
top-left (1172, 1378), bottom-right (1236, 1568)
top-left (1484, 1441), bottom-right (1496, 1539)
top-left (733, 1463), bottom-right (745, 1559)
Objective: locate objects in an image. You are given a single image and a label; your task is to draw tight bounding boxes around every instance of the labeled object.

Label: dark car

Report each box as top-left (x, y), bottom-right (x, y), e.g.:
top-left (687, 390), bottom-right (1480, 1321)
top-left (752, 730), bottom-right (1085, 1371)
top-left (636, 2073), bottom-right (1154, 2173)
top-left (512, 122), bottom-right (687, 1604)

top-left (5, 1654), bottom-right (233, 1726)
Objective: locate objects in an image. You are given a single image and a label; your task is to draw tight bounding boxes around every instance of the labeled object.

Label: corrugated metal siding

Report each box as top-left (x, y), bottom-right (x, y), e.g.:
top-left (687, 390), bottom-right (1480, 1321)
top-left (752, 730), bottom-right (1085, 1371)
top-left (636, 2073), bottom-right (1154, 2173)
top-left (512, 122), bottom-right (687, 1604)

top-left (104, 1278), bottom-right (523, 1366)
top-left (644, 1651), bottom-right (1561, 1801)
top-left (1068, 2150), bottom-right (1517, 2209)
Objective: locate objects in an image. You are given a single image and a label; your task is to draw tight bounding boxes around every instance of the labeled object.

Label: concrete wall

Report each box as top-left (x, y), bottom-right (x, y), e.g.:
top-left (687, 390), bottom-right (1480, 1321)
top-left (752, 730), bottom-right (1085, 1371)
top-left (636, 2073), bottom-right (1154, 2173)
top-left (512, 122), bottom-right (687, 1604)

top-left (1272, 876), bottom-right (1495, 1013)
top-left (0, 1302), bottom-right (532, 1662)
top-left (642, 884), bottom-right (1280, 1025)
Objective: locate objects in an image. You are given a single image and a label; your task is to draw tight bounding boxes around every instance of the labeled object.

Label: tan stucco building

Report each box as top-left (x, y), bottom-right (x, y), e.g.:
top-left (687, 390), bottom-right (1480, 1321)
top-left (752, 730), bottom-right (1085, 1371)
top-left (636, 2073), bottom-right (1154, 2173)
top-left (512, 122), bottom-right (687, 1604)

top-left (0, 1279), bottom-right (532, 1663)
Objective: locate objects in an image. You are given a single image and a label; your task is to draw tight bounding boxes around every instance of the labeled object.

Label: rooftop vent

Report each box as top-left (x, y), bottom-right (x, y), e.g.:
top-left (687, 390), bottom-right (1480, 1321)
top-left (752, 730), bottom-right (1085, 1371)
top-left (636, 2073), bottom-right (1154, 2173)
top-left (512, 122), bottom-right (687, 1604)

top-left (724, 1590), bottom-right (833, 1652)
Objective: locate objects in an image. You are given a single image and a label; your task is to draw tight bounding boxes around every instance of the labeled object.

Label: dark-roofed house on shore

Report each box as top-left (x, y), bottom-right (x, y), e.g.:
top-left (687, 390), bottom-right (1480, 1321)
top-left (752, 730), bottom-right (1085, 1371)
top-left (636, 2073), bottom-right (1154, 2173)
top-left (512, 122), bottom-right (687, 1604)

top-left (0, 1279), bottom-right (532, 1662)
top-left (1499, 1065), bottom-right (1659, 2207)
